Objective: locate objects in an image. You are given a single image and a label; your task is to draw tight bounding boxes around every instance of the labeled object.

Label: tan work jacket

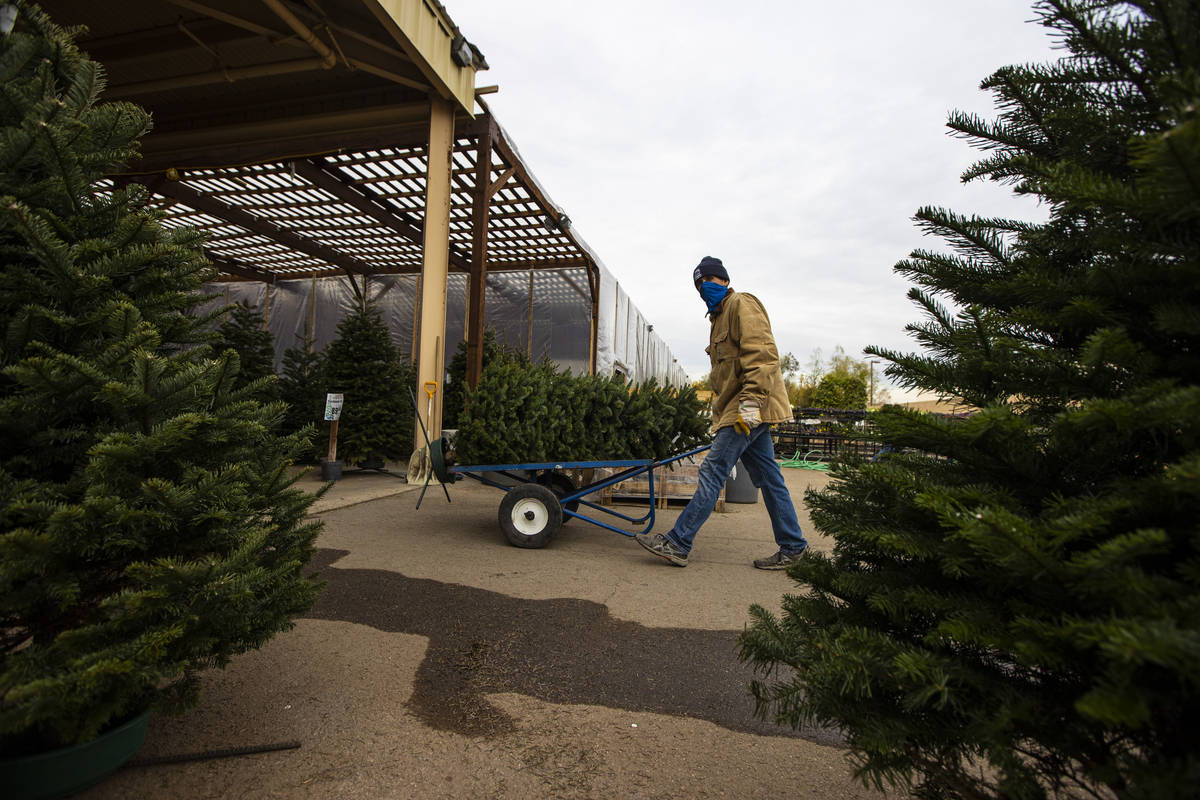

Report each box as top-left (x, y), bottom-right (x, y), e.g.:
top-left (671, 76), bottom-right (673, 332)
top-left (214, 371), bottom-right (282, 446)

top-left (706, 290), bottom-right (794, 433)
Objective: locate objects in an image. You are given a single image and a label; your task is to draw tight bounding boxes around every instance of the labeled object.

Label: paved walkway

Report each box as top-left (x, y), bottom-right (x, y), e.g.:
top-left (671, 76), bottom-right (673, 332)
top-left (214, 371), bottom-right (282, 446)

top-left (82, 462), bottom-right (892, 799)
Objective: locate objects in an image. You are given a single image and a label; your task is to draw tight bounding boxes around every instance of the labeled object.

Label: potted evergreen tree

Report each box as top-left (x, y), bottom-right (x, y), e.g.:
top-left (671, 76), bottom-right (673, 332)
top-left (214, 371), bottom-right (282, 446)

top-left (321, 304), bottom-right (415, 473)
top-left (0, 4), bottom-right (322, 796)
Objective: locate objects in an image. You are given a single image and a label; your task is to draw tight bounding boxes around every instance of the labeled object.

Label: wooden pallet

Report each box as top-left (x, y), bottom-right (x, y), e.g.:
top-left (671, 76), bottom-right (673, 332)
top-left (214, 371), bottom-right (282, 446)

top-left (593, 455), bottom-right (726, 512)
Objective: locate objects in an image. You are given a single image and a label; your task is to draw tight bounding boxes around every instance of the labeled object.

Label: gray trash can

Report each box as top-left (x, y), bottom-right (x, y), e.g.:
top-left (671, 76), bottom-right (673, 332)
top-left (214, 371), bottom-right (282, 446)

top-left (725, 459), bottom-right (759, 503)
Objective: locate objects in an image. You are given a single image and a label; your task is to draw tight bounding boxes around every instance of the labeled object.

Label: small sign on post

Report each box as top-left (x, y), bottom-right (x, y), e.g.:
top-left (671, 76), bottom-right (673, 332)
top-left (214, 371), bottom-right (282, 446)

top-left (324, 393), bottom-right (343, 464)
top-left (324, 393), bottom-right (343, 422)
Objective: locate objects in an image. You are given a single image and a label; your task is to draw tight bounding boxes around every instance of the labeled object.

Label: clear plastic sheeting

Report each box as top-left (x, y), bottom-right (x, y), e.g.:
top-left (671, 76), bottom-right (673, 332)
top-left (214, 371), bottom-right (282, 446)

top-left (142, 126), bottom-right (690, 386)
top-left (596, 267), bottom-right (688, 386)
top-left (203, 259), bottom-right (687, 386)
top-left (479, 269), bottom-right (591, 375)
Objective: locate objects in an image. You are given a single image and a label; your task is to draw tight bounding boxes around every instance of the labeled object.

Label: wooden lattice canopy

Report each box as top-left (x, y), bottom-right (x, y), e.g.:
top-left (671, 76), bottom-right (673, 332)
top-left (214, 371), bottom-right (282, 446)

top-left (39, 0), bottom-right (604, 387)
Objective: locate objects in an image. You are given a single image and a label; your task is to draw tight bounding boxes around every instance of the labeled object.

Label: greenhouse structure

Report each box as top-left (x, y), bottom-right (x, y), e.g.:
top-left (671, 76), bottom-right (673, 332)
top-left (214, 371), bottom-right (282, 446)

top-left (42, 0), bottom-right (687, 443)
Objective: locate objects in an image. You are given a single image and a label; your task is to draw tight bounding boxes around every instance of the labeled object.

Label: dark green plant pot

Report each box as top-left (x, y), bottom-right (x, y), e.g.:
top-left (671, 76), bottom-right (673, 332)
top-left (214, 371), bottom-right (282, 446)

top-left (0, 711), bottom-right (150, 800)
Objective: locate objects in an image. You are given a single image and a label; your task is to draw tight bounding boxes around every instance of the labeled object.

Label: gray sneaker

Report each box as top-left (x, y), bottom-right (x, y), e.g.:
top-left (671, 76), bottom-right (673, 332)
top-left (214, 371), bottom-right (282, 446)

top-left (753, 549), bottom-right (807, 570)
top-left (635, 533), bottom-right (689, 567)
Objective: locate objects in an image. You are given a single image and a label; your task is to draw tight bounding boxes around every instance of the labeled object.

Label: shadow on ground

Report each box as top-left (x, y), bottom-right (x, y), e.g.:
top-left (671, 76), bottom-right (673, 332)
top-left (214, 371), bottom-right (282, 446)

top-left (305, 548), bottom-right (840, 746)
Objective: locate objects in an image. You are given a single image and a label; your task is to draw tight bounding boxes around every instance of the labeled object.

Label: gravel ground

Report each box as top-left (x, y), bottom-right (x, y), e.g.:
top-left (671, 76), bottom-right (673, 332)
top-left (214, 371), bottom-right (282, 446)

top-left (80, 464), bottom-right (897, 800)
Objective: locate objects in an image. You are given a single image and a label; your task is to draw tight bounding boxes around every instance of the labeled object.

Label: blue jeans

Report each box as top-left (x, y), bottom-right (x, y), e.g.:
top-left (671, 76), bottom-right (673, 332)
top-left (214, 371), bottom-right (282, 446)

top-left (666, 423), bottom-right (808, 555)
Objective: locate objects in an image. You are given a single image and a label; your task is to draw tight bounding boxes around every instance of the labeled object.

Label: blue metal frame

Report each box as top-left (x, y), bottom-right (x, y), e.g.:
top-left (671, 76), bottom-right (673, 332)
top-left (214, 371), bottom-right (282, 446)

top-left (452, 444), bottom-right (712, 538)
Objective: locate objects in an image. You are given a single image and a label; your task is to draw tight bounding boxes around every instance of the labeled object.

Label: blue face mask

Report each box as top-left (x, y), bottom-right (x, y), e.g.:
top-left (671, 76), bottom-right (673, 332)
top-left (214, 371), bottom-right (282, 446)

top-left (698, 280), bottom-right (729, 314)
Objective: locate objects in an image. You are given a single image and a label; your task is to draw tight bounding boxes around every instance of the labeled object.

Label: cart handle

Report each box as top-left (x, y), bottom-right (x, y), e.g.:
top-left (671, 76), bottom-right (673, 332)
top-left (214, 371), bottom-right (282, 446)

top-left (651, 443), bottom-right (712, 469)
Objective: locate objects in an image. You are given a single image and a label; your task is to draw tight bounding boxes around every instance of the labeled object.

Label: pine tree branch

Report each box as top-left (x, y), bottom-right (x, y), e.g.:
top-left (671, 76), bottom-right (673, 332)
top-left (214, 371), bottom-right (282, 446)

top-left (995, 66), bottom-right (1054, 150)
top-left (907, 287), bottom-right (956, 333)
top-left (1161, 128), bottom-right (1200, 202)
top-left (959, 152), bottom-right (1034, 186)
top-left (4, 197), bottom-right (70, 279)
top-left (1008, 741), bottom-right (1114, 800)
top-left (948, 109), bottom-right (1048, 155)
top-left (64, 60), bottom-right (101, 119)
top-left (913, 206), bottom-right (1015, 266)
top-left (1045, 0), bottom-right (1156, 104)
top-left (35, 121), bottom-right (81, 215)
top-left (1145, 0), bottom-right (1186, 67)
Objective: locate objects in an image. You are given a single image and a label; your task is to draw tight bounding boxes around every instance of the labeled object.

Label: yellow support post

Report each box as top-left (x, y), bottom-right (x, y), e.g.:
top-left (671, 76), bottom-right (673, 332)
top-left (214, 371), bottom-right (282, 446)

top-left (414, 97), bottom-right (454, 451)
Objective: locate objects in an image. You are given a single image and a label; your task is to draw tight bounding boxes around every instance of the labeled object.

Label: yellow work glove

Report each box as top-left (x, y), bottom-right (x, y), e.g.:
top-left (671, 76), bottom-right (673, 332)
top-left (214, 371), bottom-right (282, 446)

top-left (734, 401), bottom-right (761, 435)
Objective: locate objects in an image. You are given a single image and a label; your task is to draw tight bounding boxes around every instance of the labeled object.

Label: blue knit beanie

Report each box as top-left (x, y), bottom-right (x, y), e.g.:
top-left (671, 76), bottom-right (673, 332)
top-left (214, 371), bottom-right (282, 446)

top-left (692, 256), bottom-right (729, 286)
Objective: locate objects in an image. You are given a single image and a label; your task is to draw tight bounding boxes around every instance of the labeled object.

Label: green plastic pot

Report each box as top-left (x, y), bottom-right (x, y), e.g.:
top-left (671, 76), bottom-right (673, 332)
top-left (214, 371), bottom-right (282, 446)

top-left (0, 711), bottom-right (149, 800)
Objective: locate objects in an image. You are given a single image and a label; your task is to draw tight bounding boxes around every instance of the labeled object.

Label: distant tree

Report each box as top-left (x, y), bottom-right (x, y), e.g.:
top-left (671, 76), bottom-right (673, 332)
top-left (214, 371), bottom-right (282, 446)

top-left (786, 379), bottom-right (813, 409)
top-left (740, 3), bottom-right (1200, 798)
top-left (780, 351), bottom-right (801, 379)
top-left (278, 336), bottom-right (325, 461)
top-left (212, 301), bottom-right (277, 398)
top-left (778, 351), bottom-right (804, 406)
top-left (810, 372), bottom-right (867, 409)
top-left (804, 347), bottom-right (825, 390)
top-left (322, 306), bottom-right (415, 465)
top-left (826, 345), bottom-right (871, 384)
top-left (791, 345), bottom-right (874, 409)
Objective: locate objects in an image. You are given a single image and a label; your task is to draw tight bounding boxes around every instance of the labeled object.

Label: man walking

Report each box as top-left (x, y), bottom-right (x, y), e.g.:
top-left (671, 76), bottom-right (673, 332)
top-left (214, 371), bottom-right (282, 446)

top-left (635, 256), bottom-right (808, 569)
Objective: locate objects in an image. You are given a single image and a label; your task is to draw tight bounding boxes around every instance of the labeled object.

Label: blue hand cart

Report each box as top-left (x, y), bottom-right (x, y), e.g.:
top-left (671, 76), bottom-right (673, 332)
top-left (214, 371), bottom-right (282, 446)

top-left (427, 444), bottom-right (712, 548)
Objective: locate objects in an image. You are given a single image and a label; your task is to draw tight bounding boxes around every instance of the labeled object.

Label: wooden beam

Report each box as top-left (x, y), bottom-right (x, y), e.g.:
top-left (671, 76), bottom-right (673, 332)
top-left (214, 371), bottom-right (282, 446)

top-left (466, 115), bottom-right (496, 389)
top-left (166, 0), bottom-right (285, 40)
top-left (361, 0), bottom-right (478, 112)
top-left (486, 257), bottom-right (593, 270)
top-left (291, 158), bottom-right (472, 272)
top-left (474, 123), bottom-right (602, 371)
top-left (258, 0), bottom-right (430, 92)
top-left (206, 263), bottom-right (427, 282)
top-left (80, 17), bottom-right (249, 60)
top-left (206, 252), bottom-right (277, 283)
top-left (167, 0), bottom-right (419, 73)
top-left (261, 0), bottom-right (337, 69)
top-left (138, 177), bottom-right (376, 280)
top-left (414, 98), bottom-right (455, 447)
top-left (487, 166), bottom-right (516, 199)
top-left (105, 58), bottom-right (331, 98)
top-left (588, 265), bottom-right (599, 375)
top-left (129, 104), bottom-right (431, 173)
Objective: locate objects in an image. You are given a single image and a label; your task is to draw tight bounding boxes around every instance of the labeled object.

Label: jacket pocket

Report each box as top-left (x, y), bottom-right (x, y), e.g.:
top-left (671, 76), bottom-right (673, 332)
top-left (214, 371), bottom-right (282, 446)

top-left (710, 331), bottom-right (733, 360)
top-left (709, 332), bottom-right (736, 389)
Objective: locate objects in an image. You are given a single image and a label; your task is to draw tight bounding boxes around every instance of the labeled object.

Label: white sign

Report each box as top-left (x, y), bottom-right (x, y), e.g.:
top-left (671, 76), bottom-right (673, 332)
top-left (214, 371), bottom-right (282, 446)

top-left (324, 393), bottom-right (344, 421)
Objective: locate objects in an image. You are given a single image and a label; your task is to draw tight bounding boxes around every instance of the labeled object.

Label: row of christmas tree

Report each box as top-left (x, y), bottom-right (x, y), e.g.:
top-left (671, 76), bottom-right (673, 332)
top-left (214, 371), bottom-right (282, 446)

top-left (217, 303), bottom-right (709, 466)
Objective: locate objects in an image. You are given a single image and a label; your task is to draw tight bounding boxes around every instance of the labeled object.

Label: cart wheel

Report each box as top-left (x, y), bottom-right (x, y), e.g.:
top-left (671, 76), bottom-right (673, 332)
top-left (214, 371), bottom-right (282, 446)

top-left (498, 484), bottom-right (562, 548)
top-left (538, 471), bottom-right (580, 518)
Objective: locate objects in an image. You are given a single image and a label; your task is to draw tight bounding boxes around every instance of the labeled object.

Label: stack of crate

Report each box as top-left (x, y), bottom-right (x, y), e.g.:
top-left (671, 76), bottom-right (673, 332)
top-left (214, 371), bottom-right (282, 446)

top-left (594, 450), bottom-right (724, 511)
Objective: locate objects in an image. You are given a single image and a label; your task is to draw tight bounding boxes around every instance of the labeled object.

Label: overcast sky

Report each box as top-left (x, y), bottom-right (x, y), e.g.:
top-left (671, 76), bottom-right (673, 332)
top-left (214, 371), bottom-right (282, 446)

top-left (444, 1), bottom-right (1063, 395)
